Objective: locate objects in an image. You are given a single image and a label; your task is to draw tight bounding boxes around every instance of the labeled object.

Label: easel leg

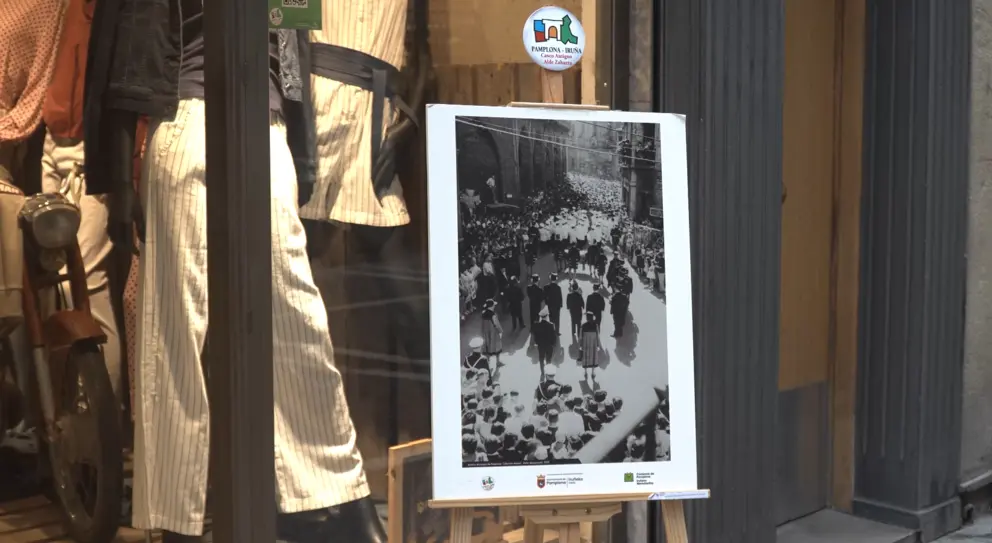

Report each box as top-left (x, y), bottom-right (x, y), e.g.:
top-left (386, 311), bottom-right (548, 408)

top-left (558, 522), bottom-right (582, 543)
top-left (523, 518), bottom-right (544, 543)
top-left (660, 501), bottom-right (689, 543)
top-left (450, 508), bottom-right (475, 543)
top-left (500, 505), bottom-right (520, 523)
top-left (580, 521), bottom-right (593, 543)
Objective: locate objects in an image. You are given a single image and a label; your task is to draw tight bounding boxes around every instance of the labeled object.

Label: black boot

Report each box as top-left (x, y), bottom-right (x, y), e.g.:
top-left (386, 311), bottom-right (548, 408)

top-left (277, 496), bottom-right (386, 543)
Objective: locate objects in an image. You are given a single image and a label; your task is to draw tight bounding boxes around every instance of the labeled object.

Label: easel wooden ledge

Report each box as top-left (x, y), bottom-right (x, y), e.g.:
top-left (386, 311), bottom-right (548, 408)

top-left (431, 68), bottom-right (708, 543)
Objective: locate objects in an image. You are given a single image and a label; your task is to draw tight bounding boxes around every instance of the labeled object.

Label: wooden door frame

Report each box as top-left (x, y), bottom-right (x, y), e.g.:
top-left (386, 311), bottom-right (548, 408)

top-left (828, 0), bottom-right (866, 513)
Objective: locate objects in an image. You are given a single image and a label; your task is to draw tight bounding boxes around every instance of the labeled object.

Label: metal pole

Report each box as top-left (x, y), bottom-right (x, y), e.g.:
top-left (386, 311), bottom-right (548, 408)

top-left (202, 0), bottom-right (276, 541)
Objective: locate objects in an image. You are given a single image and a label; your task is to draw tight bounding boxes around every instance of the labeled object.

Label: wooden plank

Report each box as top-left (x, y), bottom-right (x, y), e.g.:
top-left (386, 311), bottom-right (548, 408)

top-left (830, 0), bottom-right (866, 512)
top-left (503, 525), bottom-right (558, 543)
top-left (0, 495), bottom-right (162, 541)
top-left (515, 64), bottom-right (544, 103)
top-left (436, 66), bottom-right (476, 104)
top-left (0, 502), bottom-right (61, 533)
top-left (430, 493), bottom-right (656, 509)
top-left (474, 64), bottom-right (518, 106)
top-left (435, 66), bottom-right (457, 103)
top-left (388, 439), bottom-right (431, 543)
top-left (537, 68), bottom-right (583, 104)
top-left (541, 70), bottom-right (565, 103)
top-left (429, 0), bottom-right (583, 67)
top-left (563, 69), bottom-right (582, 104)
top-left (580, 0), bottom-right (599, 104)
top-left (434, 64), bottom-right (582, 106)
top-left (0, 495), bottom-right (49, 515)
top-left (660, 501), bottom-right (688, 543)
top-left (778, 0), bottom-right (837, 391)
top-left (47, 527), bottom-right (160, 542)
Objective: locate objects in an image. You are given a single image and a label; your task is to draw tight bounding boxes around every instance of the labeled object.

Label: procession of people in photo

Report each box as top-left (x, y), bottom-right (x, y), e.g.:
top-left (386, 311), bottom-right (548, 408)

top-left (459, 171), bottom-right (671, 466)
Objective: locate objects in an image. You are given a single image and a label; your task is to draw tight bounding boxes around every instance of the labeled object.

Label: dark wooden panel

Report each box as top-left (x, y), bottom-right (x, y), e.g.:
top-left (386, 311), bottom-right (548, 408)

top-left (202, 0), bottom-right (277, 537)
top-left (853, 1), bottom-right (970, 540)
top-left (657, 0), bottom-right (785, 542)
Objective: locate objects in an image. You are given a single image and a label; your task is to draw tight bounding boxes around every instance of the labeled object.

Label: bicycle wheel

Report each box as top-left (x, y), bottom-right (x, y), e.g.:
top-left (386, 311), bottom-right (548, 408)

top-left (47, 344), bottom-right (123, 543)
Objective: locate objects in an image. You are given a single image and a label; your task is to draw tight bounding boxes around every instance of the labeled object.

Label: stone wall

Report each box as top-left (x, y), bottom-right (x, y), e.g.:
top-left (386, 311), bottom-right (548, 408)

top-left (962, 0), bottom-right (992, 487)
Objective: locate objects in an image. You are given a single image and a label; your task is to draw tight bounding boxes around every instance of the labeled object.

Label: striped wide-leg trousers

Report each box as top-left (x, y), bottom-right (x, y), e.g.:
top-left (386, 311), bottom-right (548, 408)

top-left (133, 98), bottom-right (369, 535)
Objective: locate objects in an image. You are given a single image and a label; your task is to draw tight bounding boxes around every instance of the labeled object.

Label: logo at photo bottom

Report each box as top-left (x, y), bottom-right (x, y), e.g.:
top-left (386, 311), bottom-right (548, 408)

top-left (624, 472), bottom-right (634, 483)
top-left (482, 476), bottom-right (495, 491)
top-left (537, 475), bottom-right (546, 489)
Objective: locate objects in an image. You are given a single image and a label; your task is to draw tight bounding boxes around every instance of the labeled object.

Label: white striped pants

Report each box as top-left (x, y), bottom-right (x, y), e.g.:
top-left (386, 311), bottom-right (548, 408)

top-left (133, 99), bottom-right (369, 535)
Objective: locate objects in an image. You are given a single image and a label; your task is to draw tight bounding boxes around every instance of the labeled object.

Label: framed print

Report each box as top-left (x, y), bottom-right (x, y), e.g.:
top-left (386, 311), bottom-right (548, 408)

top-left (388, 439), bottom-right (516, 543)
top-left (426, 104), bottom-right (698, 502)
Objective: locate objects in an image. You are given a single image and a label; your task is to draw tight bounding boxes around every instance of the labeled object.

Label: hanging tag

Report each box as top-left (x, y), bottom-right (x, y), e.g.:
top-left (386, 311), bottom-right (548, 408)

top-left (268, 0), bottom-right (322, 30)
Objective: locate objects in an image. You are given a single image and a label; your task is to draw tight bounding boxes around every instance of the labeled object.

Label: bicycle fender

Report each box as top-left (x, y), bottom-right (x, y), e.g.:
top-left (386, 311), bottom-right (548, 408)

top-left (42, 310), bottom-right (107, 351)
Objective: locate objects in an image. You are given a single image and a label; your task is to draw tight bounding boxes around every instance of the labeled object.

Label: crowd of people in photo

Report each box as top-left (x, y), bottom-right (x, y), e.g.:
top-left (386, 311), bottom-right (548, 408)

top-left (460, 362), bottom-right (626, 465)
top-left (624, 228), bottom-right (666, 300)
top-left (458, 172), bottom-right (671, 465)
top-left (460, 349), bottom-right (672, 465)
top-left (458, 173), bottom-right (667, 320)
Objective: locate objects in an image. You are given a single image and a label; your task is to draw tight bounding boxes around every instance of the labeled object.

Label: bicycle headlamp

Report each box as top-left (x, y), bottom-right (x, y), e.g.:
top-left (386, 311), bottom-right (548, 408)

top-left (19, 193), bottom-right (81, 249)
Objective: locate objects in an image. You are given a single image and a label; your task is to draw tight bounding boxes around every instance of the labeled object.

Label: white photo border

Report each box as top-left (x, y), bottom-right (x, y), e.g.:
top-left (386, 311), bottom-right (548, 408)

top-left (426, 104), bottom-right (698, 502)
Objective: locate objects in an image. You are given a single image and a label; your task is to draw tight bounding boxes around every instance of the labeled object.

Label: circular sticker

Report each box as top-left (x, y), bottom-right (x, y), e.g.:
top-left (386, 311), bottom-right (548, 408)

top-left (269, 8), bottom-right (284, 26)
top-left (522, 6), bottom-right (585, 71)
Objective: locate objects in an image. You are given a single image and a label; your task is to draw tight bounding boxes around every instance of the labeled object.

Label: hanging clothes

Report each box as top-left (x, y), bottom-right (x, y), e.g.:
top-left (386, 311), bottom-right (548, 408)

top-left (300, 0), bottom-right (413, 227)
top-left (133, 100), bottom-right (368, 535)
top-left (0, 0), bottom-right (65, 143)
top-left (0, 174), bottom-right (24, 336)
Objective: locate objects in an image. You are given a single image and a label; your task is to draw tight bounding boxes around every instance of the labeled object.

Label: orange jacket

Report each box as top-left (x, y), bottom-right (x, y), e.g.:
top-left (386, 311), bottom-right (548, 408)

top-left (42, 0), bottom-right (94, 140)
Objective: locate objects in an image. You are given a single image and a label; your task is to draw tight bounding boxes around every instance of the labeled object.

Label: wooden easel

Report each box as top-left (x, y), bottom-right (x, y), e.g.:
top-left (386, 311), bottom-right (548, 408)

top-left (430, 64), bottom-right (704, 543)
top-left (431, 492), bottom-right (702, 543)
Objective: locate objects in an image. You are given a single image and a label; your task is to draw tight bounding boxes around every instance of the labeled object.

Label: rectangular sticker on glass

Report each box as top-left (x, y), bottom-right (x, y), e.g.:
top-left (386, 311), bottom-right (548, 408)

top-left (268, 0), bottom-right (321, 30)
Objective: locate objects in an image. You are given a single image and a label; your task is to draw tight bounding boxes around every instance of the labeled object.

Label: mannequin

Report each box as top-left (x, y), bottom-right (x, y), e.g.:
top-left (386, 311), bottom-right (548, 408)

top-left (301, 0), bottom-right (419, 227)
top-left (84, 1), bottom-right (385, 542)
top-left (304, 0), bottom-right (432, 367)
top-left (0, 0), bottom-right (63, 146)
top-left (0, 0), bottom-right (62, 190)
top-left (0, 0), bottom-right (65, 451)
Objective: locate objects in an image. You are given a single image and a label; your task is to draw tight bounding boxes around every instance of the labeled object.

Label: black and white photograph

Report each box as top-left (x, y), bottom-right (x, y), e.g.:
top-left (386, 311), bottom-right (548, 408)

top-left (428, 105), bottom-right (697, 502)
top-left (453, 114), bottom-right (671, 468)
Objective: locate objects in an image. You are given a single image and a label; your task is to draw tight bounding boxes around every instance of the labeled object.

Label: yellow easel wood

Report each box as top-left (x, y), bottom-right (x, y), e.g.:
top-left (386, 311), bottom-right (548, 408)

top-left (434, 56), bottom-right (696, 543)
top-left (435, 496), bottom-right (690, 543)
